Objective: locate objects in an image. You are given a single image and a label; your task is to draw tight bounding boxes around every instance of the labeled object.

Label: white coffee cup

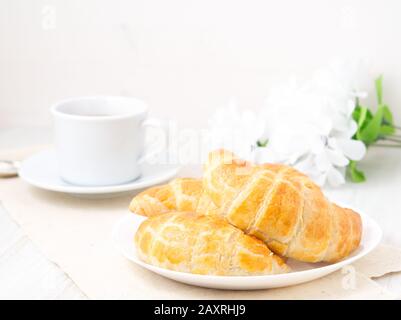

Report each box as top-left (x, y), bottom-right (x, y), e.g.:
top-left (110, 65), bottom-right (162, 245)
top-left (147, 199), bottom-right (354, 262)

top-left (51, 96), bottom-right (166, 186)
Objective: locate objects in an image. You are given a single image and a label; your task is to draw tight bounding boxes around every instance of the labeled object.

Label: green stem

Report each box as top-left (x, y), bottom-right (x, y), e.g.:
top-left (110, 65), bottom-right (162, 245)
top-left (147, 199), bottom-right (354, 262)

top-left (381, 136), bottom-right (401, 143)
top-left (372, 143), bottom-right (401, 148)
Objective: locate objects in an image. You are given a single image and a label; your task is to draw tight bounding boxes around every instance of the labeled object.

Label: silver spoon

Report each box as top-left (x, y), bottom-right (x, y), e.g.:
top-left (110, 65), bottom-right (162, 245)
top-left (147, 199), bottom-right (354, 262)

top-left (0, 160), bottom-right (20, 178)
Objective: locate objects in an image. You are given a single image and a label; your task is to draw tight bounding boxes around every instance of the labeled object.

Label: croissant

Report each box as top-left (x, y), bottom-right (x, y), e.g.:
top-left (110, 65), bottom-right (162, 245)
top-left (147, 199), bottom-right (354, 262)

top-left (203, 150), bottom-right (362, 263)
top-left (129, 151), bottom-right (362, 263)
top-left (135, 211), bottom-right (289, 275)
top-left (129, 178), bottom-right (218, 217)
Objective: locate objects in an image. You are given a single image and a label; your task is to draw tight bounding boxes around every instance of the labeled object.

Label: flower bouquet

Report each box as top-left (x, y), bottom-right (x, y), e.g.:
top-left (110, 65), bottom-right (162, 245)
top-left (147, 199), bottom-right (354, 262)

top-left (208, 61), bottom-right (399, 187)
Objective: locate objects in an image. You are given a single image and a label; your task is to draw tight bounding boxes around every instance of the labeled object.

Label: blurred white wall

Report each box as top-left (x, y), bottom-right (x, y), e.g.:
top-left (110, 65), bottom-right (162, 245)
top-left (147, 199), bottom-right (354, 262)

top-left (1, 0), bottom-right (401, 129)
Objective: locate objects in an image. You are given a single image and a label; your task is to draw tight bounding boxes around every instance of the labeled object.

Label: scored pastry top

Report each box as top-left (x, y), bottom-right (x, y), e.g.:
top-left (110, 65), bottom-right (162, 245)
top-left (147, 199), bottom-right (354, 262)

top-left (135, 211), bottom-right (290, 276)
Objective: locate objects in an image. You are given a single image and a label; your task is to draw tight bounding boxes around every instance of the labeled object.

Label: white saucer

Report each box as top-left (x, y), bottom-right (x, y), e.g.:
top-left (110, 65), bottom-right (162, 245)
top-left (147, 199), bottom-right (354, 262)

top-left (113, 210), bottom-right (382, 290)
top-left (19, 149), bottom-right (180, 198)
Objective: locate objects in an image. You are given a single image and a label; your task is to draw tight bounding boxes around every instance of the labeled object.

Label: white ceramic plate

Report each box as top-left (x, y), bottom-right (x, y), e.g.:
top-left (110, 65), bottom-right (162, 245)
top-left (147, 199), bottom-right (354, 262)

top-left (112, 211), bottom-right (382, 290)
top-left (19, 149), bottom-right (180, 198)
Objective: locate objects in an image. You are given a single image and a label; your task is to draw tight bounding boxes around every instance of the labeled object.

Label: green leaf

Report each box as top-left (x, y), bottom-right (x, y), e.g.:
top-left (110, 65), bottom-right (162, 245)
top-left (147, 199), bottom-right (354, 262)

top-left (361, 109), bottom-right (373, 130)
top-left (347, 161), bottom-right (366, 183)
top-left (358, 106), bottom-right (384, 145)
top-left (375, 75), bottom-right (383, 105)
top-left (379, 124), bottom-right (396, 136)
top-left (257, 139), bottom-right (268, 147)
top-left (382, 105), bottom-right (393, 125)
top-left (352, 105), bottom-right (361, 122)
top-left (358, 107), bottom-right (368, 126)
top-left (355, 106), bottom-right (368, 139)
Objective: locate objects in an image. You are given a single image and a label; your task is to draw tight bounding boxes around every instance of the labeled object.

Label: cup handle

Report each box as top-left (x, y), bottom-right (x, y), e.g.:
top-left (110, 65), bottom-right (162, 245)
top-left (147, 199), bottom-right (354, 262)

top-left (137, 117), bottom-right (169, 164)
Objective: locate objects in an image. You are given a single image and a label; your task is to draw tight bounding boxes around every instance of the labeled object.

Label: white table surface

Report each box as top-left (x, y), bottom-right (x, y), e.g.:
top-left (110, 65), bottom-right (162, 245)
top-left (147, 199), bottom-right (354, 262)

top-left (0, 127), bottom-right (86, 299)
top-left (0, 126), bottom-right (401, 299)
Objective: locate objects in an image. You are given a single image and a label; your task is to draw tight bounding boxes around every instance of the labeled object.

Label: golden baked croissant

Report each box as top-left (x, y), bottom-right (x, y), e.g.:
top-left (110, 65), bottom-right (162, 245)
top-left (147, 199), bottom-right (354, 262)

top-left (129, 151), bottom-right (362, 263)
top-left (203, 149), bottom-right (362, 263)
top-left (135, 211), bottom-right (289, 275)
top-left (129, 178), bottom-right (218, 217)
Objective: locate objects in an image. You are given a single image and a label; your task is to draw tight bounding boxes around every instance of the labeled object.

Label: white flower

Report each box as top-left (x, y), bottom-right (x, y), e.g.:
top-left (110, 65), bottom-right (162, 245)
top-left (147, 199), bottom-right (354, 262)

top-left (259, 60), bottom-right (368, 187)
top-left (207, 98), bottom-right (265, 160)
top-left (206, 61), bottom-right (369, 187)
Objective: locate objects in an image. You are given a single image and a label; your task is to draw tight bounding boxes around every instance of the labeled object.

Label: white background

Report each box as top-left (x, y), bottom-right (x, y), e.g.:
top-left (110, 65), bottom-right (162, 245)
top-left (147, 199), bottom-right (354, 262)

top-left (1, 0), bottom-right (401, 130)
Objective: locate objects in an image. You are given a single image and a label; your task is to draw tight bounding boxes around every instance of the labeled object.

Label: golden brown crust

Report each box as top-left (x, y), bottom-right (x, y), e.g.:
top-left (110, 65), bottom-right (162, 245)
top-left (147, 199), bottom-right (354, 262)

top-left (129, 178), bottom-right (219, 217)
top-left (129, 178), bottom-right (202, 216)
top-left (129, 150), bottom-right (362, 264)
top-left (203, 149), bottom-right (362, 263)
top-left (135, 211), bottom-right (290, 275)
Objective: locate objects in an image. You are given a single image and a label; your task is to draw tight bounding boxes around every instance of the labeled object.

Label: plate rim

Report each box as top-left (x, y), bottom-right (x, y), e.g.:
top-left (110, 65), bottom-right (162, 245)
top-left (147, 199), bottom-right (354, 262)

top-left (19, 149), bottom-right (180, 194)
top-left (112, 210), bottom-right (382, 283)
